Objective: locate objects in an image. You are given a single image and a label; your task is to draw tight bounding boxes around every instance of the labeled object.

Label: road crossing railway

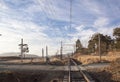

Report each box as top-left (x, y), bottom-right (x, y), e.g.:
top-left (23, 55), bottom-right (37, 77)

top-left (62, 58), bottom-right (95, 82)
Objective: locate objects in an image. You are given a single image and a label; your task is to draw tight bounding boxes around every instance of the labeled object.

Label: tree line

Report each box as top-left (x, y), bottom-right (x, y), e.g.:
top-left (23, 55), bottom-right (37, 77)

top-left (75, 27), bottom-right (120, 55)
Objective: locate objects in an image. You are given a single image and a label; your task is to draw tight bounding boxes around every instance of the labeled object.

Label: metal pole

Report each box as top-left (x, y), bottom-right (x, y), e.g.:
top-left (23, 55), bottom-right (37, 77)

top-left (70, 0), bottom-right (72, 30)
top-left (46, 46), bottom-right (48, 63)
top-left (60, 41), bottom-right (63, 60)
top-left (74, 44), bottom-right (76, 54)
top-left (46, 46), bottom-right (48, 57)
top-left (21, 38), bottom-right (23, 62)
top-left (42, 48), bottom-right (44, 58)
top-left (42, 48), bottom-right (44, 61)
top-left (68, 55), bottom-right (71, 82)
top-left (98, 34), bottom-right (101, 62)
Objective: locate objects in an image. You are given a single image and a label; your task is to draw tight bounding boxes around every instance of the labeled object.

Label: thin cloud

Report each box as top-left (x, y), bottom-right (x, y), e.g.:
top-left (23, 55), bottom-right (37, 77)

top-left (0, 0), bottom-right (120, 55)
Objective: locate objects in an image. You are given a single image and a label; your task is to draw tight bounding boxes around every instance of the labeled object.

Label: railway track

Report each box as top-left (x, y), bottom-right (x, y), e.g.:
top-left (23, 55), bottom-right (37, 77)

top-left (62, 57), bottom-right (95, 82)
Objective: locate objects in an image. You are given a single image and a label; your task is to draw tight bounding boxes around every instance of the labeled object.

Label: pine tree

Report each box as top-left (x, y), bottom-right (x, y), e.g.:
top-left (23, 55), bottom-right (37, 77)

top-left (75, 39), bottom-right (83, 53)
top-left (113, 27), bottom-right (120, 50)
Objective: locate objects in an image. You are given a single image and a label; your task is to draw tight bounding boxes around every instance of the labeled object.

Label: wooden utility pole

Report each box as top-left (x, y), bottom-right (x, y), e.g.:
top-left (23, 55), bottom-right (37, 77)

top-left (60, 41), bottom-right (63, 60)
top-left (98, 34), bottom-right (101, 62)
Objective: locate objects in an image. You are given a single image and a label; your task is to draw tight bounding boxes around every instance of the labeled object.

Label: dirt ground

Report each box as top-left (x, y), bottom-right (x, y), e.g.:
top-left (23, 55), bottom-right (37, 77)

top-left (0, 70), bottom-right (65, 82)
top-left (87, 58), bottom-right (120, 82)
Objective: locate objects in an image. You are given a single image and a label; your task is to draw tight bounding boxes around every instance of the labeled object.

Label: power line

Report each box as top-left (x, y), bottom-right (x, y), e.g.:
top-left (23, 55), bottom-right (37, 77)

top-left (36, 0), bottom-right (49, 20)
top-left (60, 41), bottom-right (63, 60)
top-left (70, 0), bottom-right (72, 31)
top-left (46, 0), bottom-right (56, 18)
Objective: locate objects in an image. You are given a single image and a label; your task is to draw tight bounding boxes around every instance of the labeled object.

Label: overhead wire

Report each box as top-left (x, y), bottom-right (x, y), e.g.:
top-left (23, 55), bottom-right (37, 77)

top-left (37, 0), bottom-right (57, 38)
top-left (36, 0), bottom-right (50, 22)
top-left (36, 0), bottom-right (74, 54)
top-left (37, 0), bottom-right (61, 53)
top-left (47, 0), bottom-right (68, 42)
top-left (45, 0), bottom-right (61, 43)
top-left (63, 0), bottom-right (74, 54)
top-left (70, 0), bottom-right (72, 32)
top-left (46, 0), bottom-right (56, 18)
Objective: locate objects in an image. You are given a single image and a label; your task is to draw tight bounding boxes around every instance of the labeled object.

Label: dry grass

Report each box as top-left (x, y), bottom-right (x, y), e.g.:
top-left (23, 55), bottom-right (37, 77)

top-left (0, 58), bottom-right (49, 65)
top-left (87, 58), bottom-right (120, 82)
top-left (87, 67), bottom-right (114, 82)
top-left (73, 54), bottom-right (120, 64)
top-left (1, 53), bottom-right (120, 65)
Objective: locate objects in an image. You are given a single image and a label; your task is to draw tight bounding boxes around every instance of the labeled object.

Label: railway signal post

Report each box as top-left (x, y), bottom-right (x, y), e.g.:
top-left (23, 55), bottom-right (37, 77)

top-left (19, 38), bottom-right (29, 62)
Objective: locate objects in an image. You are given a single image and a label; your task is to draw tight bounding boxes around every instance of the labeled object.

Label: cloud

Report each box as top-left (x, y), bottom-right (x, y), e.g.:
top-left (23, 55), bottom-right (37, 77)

top-left (35, 0), bottom-right (71, 22)
top-left (69, 25), bottom-right (95, 47)
top-left (0, 0), bottom-right (64, 56)
top-left (0, 18), bottom-right (48, 54)
top-left (93, 17), bottom-right (109, 28)
top-left (0, 0), bottom-right (8, 9)
top-left (0, 0), bottom-right (120, 56)
top-left (74, 25), bottom-right (85, 32)
top-left (80, 0), bottom-right (102, 15)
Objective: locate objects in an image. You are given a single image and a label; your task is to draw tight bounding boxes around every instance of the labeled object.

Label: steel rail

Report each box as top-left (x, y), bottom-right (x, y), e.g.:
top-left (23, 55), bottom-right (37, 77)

top-left (71, 59), bottom-right (95, 82)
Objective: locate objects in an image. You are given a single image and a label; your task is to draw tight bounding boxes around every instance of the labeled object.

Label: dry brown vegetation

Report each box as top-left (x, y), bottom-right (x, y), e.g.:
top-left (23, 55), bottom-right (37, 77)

top-left (87, 58), bottom-right (120, 82)
top-left (109, 58), bottom-right (120, 82)
top-left (73, 53), bottom-right (120, 64)
top-left (88, 68), bottom-right (114, 82)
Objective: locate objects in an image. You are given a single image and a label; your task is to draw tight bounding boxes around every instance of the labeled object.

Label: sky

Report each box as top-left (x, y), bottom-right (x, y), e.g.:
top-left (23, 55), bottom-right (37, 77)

top-left (0, 0), bottom-right (120, 56)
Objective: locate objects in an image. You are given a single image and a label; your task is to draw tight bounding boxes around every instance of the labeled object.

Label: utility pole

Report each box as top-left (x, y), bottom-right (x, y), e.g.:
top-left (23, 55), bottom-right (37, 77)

top-left (42, 48), bottom-right (44, 61)
top-left (19, 38), bottom-right (29, 62)
top-left (68, 55), bottom-right (71, 82)
top-left (20, 39), bottom-right (23, 62)
top-left (73, 44), bottom-right (76, 54)
top-left (46, 46), bottom-right (48, 58)
top-left (46, 46), bottom-right (49, 63)
top-left (42, 48), bottom-right (44, 58)
top-left (60, 41), bottom-right (63, 60)
top-left (98, 34), bottom-right (101, 62)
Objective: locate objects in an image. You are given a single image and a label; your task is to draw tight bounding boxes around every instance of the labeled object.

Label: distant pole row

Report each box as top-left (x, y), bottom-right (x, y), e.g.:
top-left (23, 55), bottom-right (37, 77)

top-left (19, 38), bottom-right (50, 63)
top-left (42, 46), bottom-right (49, 63)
